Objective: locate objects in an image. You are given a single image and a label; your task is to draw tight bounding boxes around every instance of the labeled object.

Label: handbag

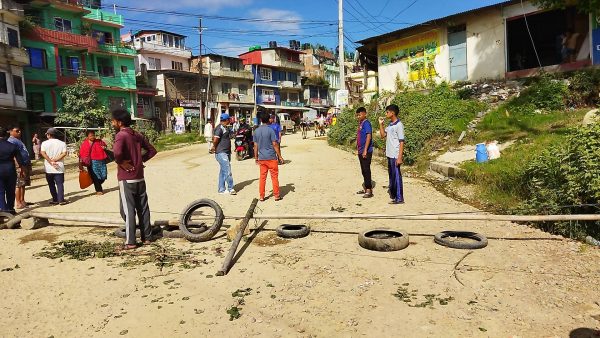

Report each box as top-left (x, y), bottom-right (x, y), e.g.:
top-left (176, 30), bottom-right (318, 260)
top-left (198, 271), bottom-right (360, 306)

top-left (79, 169), bottom-right (93, 189)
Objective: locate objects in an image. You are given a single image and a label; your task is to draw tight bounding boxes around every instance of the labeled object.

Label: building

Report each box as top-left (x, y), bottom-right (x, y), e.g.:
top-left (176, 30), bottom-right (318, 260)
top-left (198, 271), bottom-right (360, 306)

top-left (21, 0), bottom-right (137, 120)
top-left (127, 29), bottom-right (195, 128)
top-left (357, 0), bottom-right (600, 93)
top-left (0, 0), bottom-right (32, 134)
top-left (191, 54), bottom-right (254, 123)
top-left (239, 46), bottom-right (308, 123)
top-left (301, 47), bottom-right (338, 114)
top-left (347, 62), bottom-right (377, 104)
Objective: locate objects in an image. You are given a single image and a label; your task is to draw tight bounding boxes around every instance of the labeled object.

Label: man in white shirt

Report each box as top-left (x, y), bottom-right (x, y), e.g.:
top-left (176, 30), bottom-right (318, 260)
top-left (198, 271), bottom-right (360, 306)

top-left (40, 128), bottom-right (68, 205)
top-left (203, 119), bottom-right (213, 151)
top-left (378, 104), bottom-right (405, 205)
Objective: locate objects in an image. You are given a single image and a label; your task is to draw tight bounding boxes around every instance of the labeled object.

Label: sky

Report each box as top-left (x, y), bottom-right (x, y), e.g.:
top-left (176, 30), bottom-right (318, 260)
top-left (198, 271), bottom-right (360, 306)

top-left (109, 0), bottom-right (505, 57)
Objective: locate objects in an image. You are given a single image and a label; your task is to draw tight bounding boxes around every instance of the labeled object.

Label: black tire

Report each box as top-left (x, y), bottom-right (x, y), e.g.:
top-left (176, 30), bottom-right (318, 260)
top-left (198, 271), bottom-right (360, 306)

top-left (358, 229), bottom-right (409, 252)
top-left (434, 231), bottom-right (488, 249)
top-left (179, 199), bottom-right (224, 242)
top-left (276, 224), bottom-right (310, 239)
top-left (113, 226), bottom-right (162, 239)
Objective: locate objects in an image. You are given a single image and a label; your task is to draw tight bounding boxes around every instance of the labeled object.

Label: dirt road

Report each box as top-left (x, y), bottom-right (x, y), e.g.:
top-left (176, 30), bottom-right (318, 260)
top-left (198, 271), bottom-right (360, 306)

top-left (1, 132), bottom-right (599, 337)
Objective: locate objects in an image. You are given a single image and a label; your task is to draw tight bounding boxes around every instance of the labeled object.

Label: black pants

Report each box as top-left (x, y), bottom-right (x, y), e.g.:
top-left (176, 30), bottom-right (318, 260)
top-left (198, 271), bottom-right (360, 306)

top-left (0, 174), bottom-right (16, 212)
top-left (358, 152), bottom-right (373, 190)
top-left (45, 173), bottom-right (65, 202)
top-left (88, 165), bottom-right (104, 193)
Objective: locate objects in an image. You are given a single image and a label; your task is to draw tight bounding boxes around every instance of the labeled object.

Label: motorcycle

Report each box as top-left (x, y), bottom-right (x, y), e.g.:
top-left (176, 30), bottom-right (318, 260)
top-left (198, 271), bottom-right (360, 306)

top-left (234, 127), bottom-right (252, 161)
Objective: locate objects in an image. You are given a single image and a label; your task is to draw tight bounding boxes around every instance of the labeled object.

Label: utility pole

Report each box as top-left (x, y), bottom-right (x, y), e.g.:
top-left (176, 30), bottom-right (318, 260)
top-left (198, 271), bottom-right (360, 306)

top-left (198, 17), bottom-right (203, 134)
top-left (338, 0), bottom-right (345, 93)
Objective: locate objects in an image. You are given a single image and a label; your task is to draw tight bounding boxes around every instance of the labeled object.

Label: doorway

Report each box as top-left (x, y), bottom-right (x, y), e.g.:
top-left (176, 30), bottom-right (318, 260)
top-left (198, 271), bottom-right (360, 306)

top-left (448, 24), bottom-right (467, 82)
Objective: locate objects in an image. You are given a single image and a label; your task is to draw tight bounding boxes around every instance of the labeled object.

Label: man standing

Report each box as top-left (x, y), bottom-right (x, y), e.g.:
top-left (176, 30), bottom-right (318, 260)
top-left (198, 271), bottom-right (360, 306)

top-left (0, 127), bottom-right (24, 213)
top-left (8, 126), bottom-right (32, 209)
top-left (378, 104), bottom-right (405, 205)
top-left (112, 109), bottom-right (157, 250)
top-left (253, 110), bottom-right (284, 202)
top-left (40, 128), bottom-right (68, 205)
top-left (355, 107), bottom-right (373, 198)
top-left (268, 114), bottom-right (282, 143)
top-left (203, 119), bottom-right (213, 151)
top-left (211, 113), bottom-right (236, 195)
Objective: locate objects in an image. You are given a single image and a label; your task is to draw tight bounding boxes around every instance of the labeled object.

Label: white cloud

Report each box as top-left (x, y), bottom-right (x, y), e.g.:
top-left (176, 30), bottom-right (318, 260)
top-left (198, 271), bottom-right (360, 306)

top-left (212, 41), bottom-right (252, 58)
top-left (249, 8), bottom-right (302, 34)
top-left (117, 0), bottom-right (252, 12)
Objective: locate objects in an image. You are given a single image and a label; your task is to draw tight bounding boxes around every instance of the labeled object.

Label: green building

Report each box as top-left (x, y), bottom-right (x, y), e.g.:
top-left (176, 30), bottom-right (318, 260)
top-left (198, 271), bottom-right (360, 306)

top-left (21, 0), bottom-right (136, 120)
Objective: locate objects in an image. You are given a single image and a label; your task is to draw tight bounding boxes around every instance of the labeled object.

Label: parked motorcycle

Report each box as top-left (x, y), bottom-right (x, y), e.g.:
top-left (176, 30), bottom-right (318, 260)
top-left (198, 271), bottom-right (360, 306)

top-left (234, 126), bottom-right (252, 161)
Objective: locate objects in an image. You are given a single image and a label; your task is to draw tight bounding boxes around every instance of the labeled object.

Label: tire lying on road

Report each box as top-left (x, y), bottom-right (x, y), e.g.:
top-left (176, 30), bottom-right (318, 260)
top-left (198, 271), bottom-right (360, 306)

top-left (358, 229), bottom-right (409, 252)
top-left (179, 199), bottom-right (224, 242)
top-left (434, 231), bottom-right (488, 249)
top-left (113, 226), bottom-right (162, 239)
top-left (276, 224), bottom-right (310, 239)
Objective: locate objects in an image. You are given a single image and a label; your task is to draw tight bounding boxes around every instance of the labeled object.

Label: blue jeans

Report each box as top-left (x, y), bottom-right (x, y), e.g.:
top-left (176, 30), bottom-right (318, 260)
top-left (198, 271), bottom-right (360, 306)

top-left (215, 152), bottom-right (234, 192)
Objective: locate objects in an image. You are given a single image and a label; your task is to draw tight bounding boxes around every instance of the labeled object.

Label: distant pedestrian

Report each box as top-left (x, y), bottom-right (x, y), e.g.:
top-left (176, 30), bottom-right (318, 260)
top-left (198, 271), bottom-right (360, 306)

top-left (378, 104), bottom-right (405, 204)
top-left (268, 114), bottom-right (282, 143)
top-left (79, 130), bottom-right (108, 195)
top-left (211, 113), bottom-right (236, 195)
top-left (0, 127), bottom-right (25, 213)
top-left (8, 126), bottom-right (32, 209)
top-left (355, 107), bottom-right (373, 198)
top-left (32, 133), bottom-right (41, 160)
top-left (112, 109), bottom-right (157, 250)
top-left (40, 128), bottom-right (68, 205)
top-left (204, 119), bottom-right (213, 151)
top-left (253, 110), bottom-right (284, 202)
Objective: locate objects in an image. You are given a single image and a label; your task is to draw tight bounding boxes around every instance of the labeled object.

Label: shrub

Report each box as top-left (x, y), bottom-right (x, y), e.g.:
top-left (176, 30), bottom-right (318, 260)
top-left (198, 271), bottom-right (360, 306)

top-left (508, 75), bottom-right (568, 112)
top-left (567, 69), bottom-right (600, 107)
top-left (133, 120), bottom-right (160, 144)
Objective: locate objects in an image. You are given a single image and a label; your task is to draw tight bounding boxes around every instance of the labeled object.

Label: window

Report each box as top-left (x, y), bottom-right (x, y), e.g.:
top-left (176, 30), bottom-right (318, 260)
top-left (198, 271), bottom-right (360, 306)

top-left (288, 92), bottom-right (299, 102)
top-left (109, 97), bottom-right (126, 112)
top-left (287, 72), bottom-right (298, 83)
top-left (0, 72), bottom-right (6, 94)
top-left (27, 92), bottom-right (45, 111)
top-left (121, 65), bottom-right (128, 73)
top-left (27, 48), bottom-right (47, 69)
top-left (148, 57), bottom-right (161, 70)
top-left (239, 84), bottom-right (248, 95)
top-left (13, 75), bottom-right (23, 96)
top-left (230, 61), bottom-right (240, 72)
top-left (54, 18), bottom-right (72, 32)
top-left (174, 38), bottom-right (180, 48)
top-left (262, 89), bottom-right (275, 103)
top-left (98, 58), bottom-right (114, 77)
top-left (260, 67), bottom-right (272, 81)
top-left (92, 30), bottom-right (113, 44)
top-left (221, 82), bottom-right (232, 93)
top-left (7, 28), bottom-right (19, 47)
top-left (171, 61), bottom-right (183, 71)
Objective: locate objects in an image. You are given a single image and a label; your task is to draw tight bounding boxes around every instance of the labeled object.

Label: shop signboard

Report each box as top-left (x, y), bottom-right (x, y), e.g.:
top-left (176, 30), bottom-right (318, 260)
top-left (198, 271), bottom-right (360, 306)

top-left (593, 13), bottom-right (600, 65)
top-left (173, 107), bottom-right (185, 134)
top-left (378, 30), bottom-right (441, 81)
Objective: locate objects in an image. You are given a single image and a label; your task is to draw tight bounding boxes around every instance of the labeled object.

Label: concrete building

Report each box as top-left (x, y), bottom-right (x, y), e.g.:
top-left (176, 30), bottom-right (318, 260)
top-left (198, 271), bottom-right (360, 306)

top-left (358, 0), bottom-right (600, 93)
top-left (0, 0), bottom-right (31, 131)
top-left (301, 47), bottom-right (339, 113)
top-left (239, 46), bottom-right (308, 123)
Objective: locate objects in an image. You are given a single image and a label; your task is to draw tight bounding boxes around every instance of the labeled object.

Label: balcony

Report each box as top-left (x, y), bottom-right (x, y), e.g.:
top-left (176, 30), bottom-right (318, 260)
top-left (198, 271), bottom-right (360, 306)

top-left (273, 59), bottom-right (304, 71)
top-left (133, 41), bottom-right (192, 58)
top-left (31, 0), bottom-right (88, 13)
top-left (57, 69), bottom-right (101, 86)
top-left (210, 69), bottom-right (254, 80)
top-left (24, 66), bottom-right (57, 84)
top-left (213, 92), bottom-right (254, 103)
top-left (83, 8), bottom-right (124, 27)
top-left (23, 26), bottom-right (97, 51)
top-left (0, 0), bottom-right (23, 18)
top-left (0, 43), bottom-right (29, 65)
top-left (278, 80), bottom-right (302, 90)
top-left (97, 43), bottom-right (136, 56)
top-left (308, 97), bottom-right (332, 107)
top-left (100, 73), bottom-right (136, 89)
top-left (281, 101), bottom-right (305, 108)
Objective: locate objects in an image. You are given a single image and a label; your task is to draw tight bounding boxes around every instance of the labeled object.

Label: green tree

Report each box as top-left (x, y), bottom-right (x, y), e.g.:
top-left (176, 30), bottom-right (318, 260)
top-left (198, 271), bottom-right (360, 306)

top-left (55, 77), bottom-right (108, 141)
top-left (532, 0), bottom-right (599, 13)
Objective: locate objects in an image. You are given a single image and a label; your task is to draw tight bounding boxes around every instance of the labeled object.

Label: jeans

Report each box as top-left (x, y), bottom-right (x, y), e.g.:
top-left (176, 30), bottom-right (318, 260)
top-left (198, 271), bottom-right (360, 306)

top-left (0, 174), bottom-right (16, 212)
top-left (358, 152), bottom-right (373, 190)
top-left (215, 152), bottom-right (234, 192)
top-left (46, 173), bottom-right (65, 202)
top-left (259, 159), bottom-right (279, 199)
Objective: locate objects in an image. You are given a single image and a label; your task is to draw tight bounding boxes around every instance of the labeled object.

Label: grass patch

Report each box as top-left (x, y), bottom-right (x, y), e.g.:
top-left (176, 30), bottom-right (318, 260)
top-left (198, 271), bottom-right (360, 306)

top-left (155, 133), bottom-right (205, 152)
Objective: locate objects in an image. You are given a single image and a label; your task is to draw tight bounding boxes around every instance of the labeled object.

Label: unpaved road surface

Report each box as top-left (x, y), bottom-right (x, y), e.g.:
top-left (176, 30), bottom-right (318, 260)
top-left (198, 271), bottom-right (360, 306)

top-left (1, 132), bottom-right (599, 337)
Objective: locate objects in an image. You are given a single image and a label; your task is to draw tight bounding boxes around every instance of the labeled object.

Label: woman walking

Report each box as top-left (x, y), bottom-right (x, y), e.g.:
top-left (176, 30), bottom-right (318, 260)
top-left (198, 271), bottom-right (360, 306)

top-left (79, 130), bottom-right (108, 195)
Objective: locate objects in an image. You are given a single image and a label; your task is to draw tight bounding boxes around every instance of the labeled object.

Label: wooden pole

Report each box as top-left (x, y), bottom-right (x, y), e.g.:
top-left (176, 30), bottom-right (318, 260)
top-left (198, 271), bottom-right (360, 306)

top-left (216, 198), bottom-right (259, 276)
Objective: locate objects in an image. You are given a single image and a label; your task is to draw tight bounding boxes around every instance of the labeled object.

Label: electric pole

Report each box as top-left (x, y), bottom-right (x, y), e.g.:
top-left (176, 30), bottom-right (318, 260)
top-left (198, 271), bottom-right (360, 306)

top-left (338, 0), bottom-right (345, 93)
top-left (198, 17), bottom-right (203, 133)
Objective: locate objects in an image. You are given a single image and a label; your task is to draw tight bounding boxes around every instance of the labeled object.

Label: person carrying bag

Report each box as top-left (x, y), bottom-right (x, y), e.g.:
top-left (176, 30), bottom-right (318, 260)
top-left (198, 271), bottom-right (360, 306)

top-left (79, 130), bottom-right (108, 195)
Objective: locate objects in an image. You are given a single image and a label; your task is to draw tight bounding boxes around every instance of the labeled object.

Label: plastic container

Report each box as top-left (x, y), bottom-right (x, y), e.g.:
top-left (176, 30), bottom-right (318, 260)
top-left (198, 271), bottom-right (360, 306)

top-left (475, 143), bottom-right (489, 163)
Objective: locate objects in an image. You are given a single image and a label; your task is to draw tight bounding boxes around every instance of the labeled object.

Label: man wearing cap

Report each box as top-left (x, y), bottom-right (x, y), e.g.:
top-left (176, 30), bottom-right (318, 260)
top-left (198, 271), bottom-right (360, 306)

top-left (210, 113), bottom-right (236, 195)
top-left (40, 128), bottom-right (68, 205)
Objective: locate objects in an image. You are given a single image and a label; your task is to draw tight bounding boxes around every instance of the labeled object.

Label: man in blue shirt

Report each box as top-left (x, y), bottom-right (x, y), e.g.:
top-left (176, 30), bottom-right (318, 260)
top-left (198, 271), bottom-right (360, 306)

top-left (0, 127), bottom-right (24, 213)
top-left (378, 104), bottom-right (405, 204)
top-left (8, 126), bottom-right (31, 209)
top-left (268, 114), bottom-right (282, 143)
top-left (355, 107), bottom-right (373, 198)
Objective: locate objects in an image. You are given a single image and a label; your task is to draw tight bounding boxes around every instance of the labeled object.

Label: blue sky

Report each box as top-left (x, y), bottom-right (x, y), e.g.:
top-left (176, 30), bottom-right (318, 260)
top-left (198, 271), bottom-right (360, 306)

top-left (111, 0), bottom-right (504, 57)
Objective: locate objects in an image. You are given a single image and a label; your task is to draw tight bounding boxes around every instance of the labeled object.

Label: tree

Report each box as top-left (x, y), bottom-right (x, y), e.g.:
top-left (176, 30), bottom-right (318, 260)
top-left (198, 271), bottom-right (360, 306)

top-left (532, 0), bottom-right (599, 13)
top-left (55, 77), bottom-right (108, 141)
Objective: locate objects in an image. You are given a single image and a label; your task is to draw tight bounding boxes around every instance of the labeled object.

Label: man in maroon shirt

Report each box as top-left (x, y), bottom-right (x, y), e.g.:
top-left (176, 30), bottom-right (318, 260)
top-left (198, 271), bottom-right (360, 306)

top-left (111, 109), bottom-right (157, 250)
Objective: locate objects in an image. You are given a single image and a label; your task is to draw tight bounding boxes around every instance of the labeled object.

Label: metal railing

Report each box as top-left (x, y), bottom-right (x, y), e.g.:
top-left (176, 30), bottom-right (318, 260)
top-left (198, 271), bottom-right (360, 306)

top-left (84, 8), bottom-right (123, 26)
top-left (98, 43), bottom-right (136, 55)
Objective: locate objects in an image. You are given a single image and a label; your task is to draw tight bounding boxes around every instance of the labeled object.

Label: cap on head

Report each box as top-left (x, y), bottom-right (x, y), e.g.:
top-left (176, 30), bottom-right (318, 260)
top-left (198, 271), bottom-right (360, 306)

top-left (46, 127), bottom-right (58, 136)
top-left (220, 113), bottom-right (230, 121)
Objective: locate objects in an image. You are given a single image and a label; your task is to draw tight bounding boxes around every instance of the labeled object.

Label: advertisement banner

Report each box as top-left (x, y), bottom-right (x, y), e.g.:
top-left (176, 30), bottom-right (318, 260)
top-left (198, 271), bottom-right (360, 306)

top-left (173, 107), bottom-right (185, 134)
top-left (378, 30), bottom-right (441, 81)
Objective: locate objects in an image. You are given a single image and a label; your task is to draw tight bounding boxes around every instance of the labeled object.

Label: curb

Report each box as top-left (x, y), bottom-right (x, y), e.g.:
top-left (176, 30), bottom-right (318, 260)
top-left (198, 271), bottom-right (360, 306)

top-left (429, 161), bottom-right (465, 178)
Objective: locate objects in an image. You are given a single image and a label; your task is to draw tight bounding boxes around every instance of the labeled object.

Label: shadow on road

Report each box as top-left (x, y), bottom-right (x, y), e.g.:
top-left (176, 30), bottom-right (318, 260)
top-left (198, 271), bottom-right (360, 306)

top-left (280, 183), bottom-right (295, 198)
top-left (234, 178), bottom-right (258, 193)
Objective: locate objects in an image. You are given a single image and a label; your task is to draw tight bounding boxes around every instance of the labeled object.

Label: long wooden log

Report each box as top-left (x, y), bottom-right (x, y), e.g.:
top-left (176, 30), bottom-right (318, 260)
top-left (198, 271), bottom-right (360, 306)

top-left (2, 212), bottom-right (179, 229)
top-left (216, 198), bottom-right (259, 276)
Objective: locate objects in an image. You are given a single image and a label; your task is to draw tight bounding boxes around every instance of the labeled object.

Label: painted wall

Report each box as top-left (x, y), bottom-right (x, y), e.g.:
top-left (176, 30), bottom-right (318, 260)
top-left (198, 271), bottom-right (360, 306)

top-left (135, 53), bottom-right (190, 72)
top-left (0, 65), bottom-right (26, 109)
top-left (97, 89), bottom-right (133, 112)
top-left (25, 84), bottom-right (54, 112)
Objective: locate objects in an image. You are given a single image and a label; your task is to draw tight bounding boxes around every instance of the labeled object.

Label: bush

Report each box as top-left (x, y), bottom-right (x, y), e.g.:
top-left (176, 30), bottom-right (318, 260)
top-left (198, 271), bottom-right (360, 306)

top-left (133, 120), bottom-right (160, 144)
top-left (566, 69), bottom-right (600, 107)
top-left (508, 75), bottom-right (568, 113)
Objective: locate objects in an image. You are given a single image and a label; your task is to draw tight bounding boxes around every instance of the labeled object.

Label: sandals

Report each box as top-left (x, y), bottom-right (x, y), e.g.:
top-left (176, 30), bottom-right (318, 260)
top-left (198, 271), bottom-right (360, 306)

top-left (388, 200), bottom-right (405, 205)
top-left (356, 190), bottom-right (366, 194)
top-left (121, 244), bottom-right (137, 251)
top-left (274, 196), bottom-right (282, 201)
top-left (362, 193), bottom-right (374, 198)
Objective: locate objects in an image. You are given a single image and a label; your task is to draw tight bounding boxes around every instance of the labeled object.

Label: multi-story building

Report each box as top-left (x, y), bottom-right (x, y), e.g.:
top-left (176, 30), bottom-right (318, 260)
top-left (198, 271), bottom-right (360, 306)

top-left (191, 53), bottom-right (254, 123)
top-left (127, 29), bottom-right (195, 128)
top-left (301, 47), bottom-right (340, 113)
top-left (21, 0), bottom-right (137, 121)
top-left (239, 46), bottom-right (307, 123)
top-left (0, 0), bottom-right (31, 133)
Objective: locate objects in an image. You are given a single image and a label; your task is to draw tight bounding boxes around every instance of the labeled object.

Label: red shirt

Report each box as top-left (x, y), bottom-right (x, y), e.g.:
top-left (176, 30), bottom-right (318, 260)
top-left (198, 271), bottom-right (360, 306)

top-left (79, 139), bottom-right (108, 161)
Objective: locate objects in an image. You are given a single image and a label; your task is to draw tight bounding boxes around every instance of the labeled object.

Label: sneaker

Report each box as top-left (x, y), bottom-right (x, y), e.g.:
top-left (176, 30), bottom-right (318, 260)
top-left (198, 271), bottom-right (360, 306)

top-left (229, 190), bottom-right (237, 195)
top-left (49, 201), bottom-right (59, 205)
top-left (218, 191), bottom-right (229, 195)
top-left (59, 201), bottom-right (69, 205)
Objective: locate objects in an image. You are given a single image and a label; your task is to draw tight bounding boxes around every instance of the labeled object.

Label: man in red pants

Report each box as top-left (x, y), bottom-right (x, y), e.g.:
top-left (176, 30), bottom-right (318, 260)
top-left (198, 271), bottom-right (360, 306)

top-left (253, 110), bottom-right (284, 201)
